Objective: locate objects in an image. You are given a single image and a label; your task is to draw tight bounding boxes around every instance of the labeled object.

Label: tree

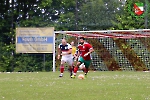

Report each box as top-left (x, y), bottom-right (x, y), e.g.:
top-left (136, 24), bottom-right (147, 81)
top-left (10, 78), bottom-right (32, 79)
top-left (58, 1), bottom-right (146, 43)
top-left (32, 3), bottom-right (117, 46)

top-left (111, 0), bottom-right (150, 30)
top-left (77, 0), bottom-right (123, 30)
top-left (0, 0), bottom-right (55, 72)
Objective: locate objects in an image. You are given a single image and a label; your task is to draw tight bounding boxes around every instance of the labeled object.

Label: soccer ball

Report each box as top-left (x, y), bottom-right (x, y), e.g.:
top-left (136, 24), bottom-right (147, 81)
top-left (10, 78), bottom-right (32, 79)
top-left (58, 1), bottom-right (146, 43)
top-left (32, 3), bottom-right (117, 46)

top-left (78, 74), bottom-right (84, 79)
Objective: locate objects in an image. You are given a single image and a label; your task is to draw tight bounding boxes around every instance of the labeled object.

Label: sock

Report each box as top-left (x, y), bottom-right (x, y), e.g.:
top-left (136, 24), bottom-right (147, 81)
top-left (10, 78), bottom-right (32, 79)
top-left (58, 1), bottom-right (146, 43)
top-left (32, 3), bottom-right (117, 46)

top-left (84, 68), bottom-right (89, 74)
top-left (82, 67), bottom-right (86, 73)
top-left (73, 67), bottom-right (78, 76)
top-left (72, 65), bottom-right (75, 72)
top-left (60, 66), bottom-right (64, 73)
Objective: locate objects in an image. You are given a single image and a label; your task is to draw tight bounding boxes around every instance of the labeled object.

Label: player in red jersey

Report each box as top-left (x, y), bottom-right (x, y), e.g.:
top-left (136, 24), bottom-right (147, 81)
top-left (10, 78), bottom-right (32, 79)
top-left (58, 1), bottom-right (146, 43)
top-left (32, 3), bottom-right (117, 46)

top-left (71, 37), bottom-right (94, 78)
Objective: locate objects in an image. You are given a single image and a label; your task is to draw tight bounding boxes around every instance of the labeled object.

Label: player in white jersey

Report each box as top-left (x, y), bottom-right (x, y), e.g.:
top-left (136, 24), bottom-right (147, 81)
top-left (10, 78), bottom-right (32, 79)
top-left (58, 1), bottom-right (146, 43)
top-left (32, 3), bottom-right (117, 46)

top-left (57, 39), bottom-right (73, 77)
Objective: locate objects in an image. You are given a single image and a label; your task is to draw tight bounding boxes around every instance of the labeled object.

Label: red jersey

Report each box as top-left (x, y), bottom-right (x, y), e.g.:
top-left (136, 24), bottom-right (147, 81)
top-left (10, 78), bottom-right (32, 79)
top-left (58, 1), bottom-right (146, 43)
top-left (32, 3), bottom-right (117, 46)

top-left (78, 42), bottom-right (93, 60)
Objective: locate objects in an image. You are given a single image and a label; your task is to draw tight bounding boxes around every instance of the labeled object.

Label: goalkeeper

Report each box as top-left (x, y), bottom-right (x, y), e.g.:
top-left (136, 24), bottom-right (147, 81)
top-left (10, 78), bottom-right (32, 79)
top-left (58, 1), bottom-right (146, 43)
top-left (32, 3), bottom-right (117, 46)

top-left (71, 37), bottom-right (94, 78)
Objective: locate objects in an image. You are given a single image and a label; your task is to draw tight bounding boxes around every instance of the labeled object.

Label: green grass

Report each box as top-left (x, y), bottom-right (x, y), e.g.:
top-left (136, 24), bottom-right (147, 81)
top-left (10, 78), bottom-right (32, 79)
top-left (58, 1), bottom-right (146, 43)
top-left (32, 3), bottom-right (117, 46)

top-left (0, 71), bottom-right (150, 100)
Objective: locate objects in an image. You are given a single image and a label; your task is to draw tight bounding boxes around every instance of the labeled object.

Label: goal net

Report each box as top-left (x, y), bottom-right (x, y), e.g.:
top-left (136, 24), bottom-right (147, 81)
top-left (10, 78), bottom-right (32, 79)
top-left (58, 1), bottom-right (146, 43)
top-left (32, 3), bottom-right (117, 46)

top-left (54, 29), bottom-right (150, 72)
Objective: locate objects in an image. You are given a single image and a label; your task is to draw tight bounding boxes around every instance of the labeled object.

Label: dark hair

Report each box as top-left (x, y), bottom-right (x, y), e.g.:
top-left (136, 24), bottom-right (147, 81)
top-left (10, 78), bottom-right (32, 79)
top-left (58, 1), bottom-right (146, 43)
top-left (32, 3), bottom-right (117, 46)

top-left (79, 37), bottom-right (85, 40)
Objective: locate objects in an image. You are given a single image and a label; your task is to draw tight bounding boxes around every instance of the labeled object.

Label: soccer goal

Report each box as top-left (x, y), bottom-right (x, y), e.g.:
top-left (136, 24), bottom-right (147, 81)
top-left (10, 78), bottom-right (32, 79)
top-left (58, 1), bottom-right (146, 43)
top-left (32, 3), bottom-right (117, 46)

top-left (53, 29), bottom-right (150, 72)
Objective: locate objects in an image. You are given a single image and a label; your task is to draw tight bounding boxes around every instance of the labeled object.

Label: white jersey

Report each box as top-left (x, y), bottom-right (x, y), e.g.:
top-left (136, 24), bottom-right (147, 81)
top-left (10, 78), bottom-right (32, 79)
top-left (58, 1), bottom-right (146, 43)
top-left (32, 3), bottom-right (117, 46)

top-left (58, 43), bottom-right (73, 66)
top-left (58, 43), bottom-right (72, 55)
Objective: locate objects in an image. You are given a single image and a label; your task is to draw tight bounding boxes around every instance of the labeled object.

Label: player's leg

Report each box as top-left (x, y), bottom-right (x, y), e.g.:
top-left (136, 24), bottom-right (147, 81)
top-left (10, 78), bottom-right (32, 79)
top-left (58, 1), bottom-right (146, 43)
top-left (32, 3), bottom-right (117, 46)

top-left (59, 60), bottom-right (65, 77)
top-left (59, 56), bottom-right (66, 77)
top-left (79, 63), bottom-right (85, 71)
top-left (73, 61), bottom-right (81, 76)
top-left (70, 61), bottom-right (81, 78)
top-left (68, 66), bottom-right (73, 77)
top-left (72, 55), bottom-right (78, 73)
top-left (67, 56), bottom-right (74, 77)
top-left (72, 56), bottom-right (75, 72)
top-left (83, 60), bottom-right (91, 78)
top-left (71, 57), bottom-right (83, 78)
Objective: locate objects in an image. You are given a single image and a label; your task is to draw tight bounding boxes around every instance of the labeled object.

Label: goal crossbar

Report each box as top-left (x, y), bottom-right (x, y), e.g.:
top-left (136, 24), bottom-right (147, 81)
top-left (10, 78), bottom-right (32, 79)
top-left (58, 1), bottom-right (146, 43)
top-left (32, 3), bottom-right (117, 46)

top-left (55, 29), bottom-right (150, 39)
top-left (55, 29), bottom-right (150, 33)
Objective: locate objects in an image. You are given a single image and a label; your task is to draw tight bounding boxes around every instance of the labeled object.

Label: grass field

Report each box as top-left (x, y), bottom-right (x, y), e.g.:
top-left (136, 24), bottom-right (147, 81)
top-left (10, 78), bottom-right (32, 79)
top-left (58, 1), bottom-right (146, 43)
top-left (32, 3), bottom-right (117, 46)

top-left (0, 71), bottom-right (150, 100)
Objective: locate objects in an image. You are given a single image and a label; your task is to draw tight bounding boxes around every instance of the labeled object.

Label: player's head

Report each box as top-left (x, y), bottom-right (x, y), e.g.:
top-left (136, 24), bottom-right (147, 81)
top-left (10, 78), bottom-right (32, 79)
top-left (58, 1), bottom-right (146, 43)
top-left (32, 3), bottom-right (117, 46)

top-left (71, 41), bottom-right (74, 46)
top-left (61, 39), bottom-right (67, 45)
top-left (79, 37), bottom-right (85, 45)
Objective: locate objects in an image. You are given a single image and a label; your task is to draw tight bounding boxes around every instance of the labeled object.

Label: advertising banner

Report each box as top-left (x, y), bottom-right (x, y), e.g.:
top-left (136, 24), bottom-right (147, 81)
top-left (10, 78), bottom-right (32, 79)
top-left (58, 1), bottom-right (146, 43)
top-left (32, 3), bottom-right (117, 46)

top-left (16, 27), bottom-right (54, 53)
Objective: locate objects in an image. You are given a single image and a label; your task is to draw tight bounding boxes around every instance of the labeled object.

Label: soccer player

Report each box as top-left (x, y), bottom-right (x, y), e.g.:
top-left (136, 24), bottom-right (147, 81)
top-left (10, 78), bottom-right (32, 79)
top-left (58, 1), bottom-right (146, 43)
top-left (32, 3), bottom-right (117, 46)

top-left (71, 37), bottom-right (94, 78)
top-left (71, 41), bottom-right (77, 57)
top-left (70, 41), bottom-right (78, 61)
top-left (70, 41), bottom-right (78, 72)
top-left (57, 39), bottom-right (73, 77)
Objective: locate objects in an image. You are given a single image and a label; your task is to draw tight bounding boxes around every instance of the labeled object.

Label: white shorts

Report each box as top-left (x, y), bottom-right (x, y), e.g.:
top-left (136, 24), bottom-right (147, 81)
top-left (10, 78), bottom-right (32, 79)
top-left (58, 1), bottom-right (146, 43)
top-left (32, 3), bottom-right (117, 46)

top-left (61, 54), bottom-right (73, 66)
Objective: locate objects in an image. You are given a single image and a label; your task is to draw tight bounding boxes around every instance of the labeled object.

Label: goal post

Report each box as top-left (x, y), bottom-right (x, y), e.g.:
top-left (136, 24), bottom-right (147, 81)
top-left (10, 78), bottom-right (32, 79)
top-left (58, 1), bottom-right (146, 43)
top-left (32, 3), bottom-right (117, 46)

top-left (53, 29), bottom-right (150, 72)
top-left (53, 31), bottom-right (56, 72)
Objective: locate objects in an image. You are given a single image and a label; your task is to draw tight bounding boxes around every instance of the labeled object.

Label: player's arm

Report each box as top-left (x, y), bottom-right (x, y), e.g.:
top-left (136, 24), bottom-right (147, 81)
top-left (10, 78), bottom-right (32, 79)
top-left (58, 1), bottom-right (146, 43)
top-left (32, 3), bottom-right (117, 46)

top-left (89, 48), bottom-right (94, 53)
top-left (74, 49), bottom-right (80, 60)
top-left (66, 48), bottom-right (72, 54)
top-left (57, 45), bottom-right (61, 59)
top-left (61, 49), bottom-right (72, 55)
top-left (76, 49), bottom-right (80, 58)
top-left (84, 48), bottom-right (94, 57)
top-left (84, 44), bottom-right (94, 57)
